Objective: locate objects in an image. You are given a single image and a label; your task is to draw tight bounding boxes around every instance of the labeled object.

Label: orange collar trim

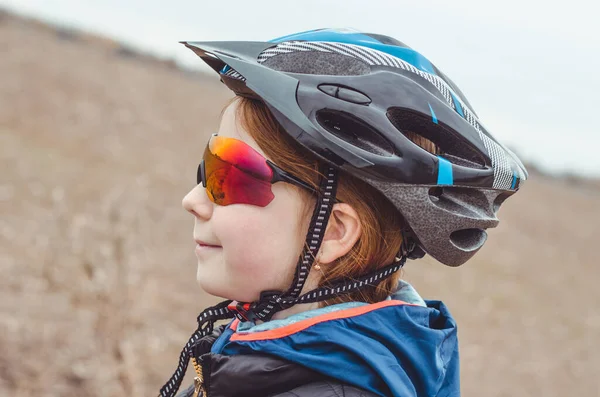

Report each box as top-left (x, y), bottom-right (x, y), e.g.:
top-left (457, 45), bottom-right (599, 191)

top-left (229, 299), bottom-right (414, 342)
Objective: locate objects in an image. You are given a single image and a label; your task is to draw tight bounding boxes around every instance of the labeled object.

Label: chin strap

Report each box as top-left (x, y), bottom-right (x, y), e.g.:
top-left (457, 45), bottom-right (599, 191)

top-left (158, 165), bottom-right (409, 397)
top-left (229, 254), bottom-right (407, 322)
top-left (158, 300), bottom-right (233, 397)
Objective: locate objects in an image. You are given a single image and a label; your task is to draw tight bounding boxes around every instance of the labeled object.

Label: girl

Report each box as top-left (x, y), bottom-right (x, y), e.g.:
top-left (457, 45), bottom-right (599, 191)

top-left (160, 28), bottom-right (527, 397)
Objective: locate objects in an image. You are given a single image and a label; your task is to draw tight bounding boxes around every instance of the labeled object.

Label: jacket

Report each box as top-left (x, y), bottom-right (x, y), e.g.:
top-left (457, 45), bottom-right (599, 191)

top-left (176, 352), bottom-right (377, 397)
top-left (176, 283), bottom-right (460, 397)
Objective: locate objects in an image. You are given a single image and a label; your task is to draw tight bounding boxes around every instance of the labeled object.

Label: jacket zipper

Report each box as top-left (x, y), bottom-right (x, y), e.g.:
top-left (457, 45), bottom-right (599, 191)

top-left (191, 356), bottom-right (205, 397)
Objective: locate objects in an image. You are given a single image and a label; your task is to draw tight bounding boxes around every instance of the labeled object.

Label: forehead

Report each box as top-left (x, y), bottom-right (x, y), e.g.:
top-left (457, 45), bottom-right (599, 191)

top-left (216, 100), bottom-right (268, 159)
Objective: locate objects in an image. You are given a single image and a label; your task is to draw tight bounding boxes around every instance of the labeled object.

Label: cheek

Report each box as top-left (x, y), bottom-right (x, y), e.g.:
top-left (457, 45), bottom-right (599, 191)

top-left (214, 191), bottom-right (309, 290)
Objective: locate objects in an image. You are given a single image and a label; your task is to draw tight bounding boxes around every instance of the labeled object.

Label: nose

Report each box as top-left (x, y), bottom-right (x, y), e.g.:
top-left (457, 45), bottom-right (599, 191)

top-left (182, 184), bottom-right (214, 220)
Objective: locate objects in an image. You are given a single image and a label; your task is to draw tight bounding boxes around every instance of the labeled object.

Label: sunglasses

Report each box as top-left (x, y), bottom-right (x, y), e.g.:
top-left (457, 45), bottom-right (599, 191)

top-left (197, 133), bottom-right (319, 207)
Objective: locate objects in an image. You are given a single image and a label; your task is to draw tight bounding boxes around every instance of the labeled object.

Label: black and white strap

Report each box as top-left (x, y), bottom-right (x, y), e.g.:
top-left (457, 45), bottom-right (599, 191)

top-left (295, 256), bottom-right (406, 304)
top-left (289, 166), bottom-right (338, 299)
top-left (267, 255), bottom-right (406, 309)
top-left (158, 300), bottom-right (233, 397)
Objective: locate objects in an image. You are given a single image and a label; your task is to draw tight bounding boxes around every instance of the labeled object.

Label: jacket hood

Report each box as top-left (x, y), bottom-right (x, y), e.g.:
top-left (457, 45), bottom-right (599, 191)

top-left (212, 291), bottom-right (460, 397)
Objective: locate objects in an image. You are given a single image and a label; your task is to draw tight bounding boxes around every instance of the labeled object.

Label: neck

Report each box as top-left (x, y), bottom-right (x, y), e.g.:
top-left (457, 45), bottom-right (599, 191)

top-left (259, 267), bottom-right (322, 322)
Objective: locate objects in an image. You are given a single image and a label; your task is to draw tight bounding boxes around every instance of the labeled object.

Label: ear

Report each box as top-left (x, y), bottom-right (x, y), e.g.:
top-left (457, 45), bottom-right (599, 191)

top-left (317, 203), bottom-right (362, 264)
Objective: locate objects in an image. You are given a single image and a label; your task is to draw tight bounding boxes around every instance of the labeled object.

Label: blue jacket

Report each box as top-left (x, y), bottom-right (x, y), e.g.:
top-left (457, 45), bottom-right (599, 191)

top-left (200, 284), bottom-right (460, 397)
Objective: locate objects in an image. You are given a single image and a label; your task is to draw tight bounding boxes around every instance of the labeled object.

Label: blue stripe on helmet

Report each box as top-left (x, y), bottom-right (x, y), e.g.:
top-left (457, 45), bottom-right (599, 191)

top-left (449, 91), bottom-right (464, 117)
top-left (511, 172), bottom-right (518, 190)
top-left (437, 156), bottom-right (454, 185)
top-left (270, 28), bottom-right (436, 75)
top-left (428, 102), bottom-right (438, 124)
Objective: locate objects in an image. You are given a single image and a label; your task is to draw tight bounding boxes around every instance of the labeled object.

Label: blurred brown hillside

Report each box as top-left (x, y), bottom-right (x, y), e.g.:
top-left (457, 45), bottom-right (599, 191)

top-left (1, 11), bottom-right (599, 397)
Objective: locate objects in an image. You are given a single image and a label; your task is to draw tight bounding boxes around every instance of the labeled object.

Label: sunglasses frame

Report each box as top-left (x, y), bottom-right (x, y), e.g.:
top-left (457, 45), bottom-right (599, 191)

top-left (197, 134), bottom-right (329, 205)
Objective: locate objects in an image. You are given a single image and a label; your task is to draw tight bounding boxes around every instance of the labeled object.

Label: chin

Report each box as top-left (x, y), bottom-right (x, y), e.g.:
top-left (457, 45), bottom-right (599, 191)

top-left (196, 278), bottom-right (227, 299)
top-left (196, 260), bottom-right (269, 302)
top-left (196, 268), bottom-right (223, 297)
top-left (195, 273), bottom-right (238, 300)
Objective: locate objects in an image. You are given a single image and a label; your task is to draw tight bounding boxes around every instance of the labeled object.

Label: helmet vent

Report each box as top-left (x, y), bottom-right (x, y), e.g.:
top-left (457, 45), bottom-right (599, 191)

top-left (493, 191), bottom-right (514, 214)
top-left (387, 107), bottom-right (486, 168)
top-left (450, 229), bottom-right (487, 252)
top-left (316, 109), bottom-right (395, 156)
top-left (262, 51), bottom-right (370, 76)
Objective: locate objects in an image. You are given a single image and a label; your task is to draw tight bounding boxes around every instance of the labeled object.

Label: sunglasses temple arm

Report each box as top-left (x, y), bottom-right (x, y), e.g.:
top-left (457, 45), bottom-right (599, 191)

top-left (268, 160), bottom-right (342, 203)
top-left (268, 161), bottom-right (318, 195)
top-left (198, 160), bottom-right (207, 187)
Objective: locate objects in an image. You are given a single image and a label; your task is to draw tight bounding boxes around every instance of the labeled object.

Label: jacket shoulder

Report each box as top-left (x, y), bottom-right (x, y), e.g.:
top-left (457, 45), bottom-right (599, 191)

top-left (271, 380), bottom-right (378, 397)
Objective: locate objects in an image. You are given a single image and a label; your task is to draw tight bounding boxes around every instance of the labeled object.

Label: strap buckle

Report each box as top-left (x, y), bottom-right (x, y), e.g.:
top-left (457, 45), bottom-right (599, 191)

top-left (227, 301), bottom-right (257, 322)
top-left (227, 291), bottom-right (286, 323)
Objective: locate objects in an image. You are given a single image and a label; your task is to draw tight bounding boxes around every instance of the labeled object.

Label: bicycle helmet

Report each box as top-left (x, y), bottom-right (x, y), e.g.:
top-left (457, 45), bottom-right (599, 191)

top-left (183, 28), bottom-right (527, 267)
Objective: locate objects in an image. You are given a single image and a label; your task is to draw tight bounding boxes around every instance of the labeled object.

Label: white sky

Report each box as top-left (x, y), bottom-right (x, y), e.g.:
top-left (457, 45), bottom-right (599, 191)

top-left (3, 0), bottom-right (599, 177)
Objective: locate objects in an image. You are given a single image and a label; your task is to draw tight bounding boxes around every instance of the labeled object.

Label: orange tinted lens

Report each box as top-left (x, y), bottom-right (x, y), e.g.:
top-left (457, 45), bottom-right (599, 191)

top-left (203, 136), bottom-right (274, 206)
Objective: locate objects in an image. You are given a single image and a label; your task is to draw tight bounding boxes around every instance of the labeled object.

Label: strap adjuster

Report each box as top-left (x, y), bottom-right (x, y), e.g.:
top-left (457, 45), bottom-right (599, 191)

top-left (226, 291), bottom-right (285, 323)
top-left (227, 301), bottom-right (257, 322)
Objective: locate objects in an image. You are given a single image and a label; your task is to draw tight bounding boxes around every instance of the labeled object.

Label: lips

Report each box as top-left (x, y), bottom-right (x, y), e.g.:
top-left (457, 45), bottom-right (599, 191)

top-left (194, 239), bottom-right (221, 248)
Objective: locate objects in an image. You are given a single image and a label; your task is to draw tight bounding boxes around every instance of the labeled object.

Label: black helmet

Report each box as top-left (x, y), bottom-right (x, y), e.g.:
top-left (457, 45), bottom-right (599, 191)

top-left (183, 28), bottom-right (527, 266)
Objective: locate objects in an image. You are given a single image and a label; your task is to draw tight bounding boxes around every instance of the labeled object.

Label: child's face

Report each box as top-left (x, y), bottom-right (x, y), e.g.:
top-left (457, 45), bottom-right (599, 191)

top-left (182, 101), bottom-right (312, 302)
